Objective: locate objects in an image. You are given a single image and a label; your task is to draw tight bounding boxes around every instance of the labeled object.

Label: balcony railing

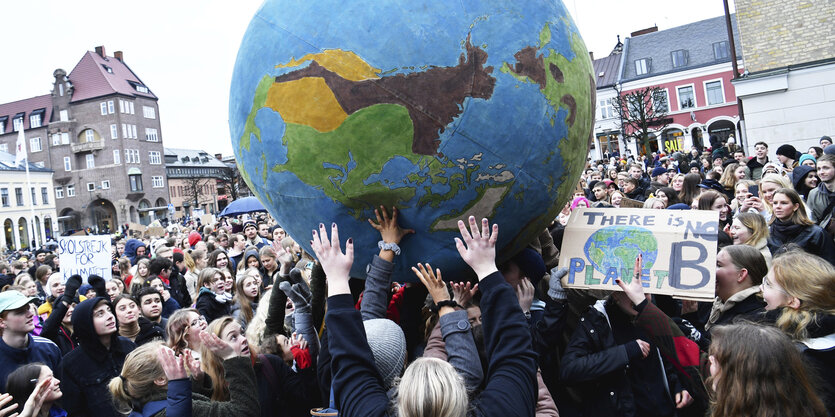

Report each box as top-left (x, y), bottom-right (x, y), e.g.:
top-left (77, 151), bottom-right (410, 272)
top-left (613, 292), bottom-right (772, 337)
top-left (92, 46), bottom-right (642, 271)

top-left (71, 140), bottom-right (104, 153)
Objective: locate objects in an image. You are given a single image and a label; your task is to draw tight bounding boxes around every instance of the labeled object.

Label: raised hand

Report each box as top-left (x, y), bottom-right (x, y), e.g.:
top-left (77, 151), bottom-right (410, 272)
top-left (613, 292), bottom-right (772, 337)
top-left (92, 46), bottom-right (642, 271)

top-left (454, 216), bottom-right (499, 280)
top-left (0, 393), bottom-right (18, 417)
top-left (18, 377), bottom-right (52, 417)
top-left (182, 349), bottom-right (203, 379)
top-left (290, 332), bottom-right (308, 351)
top-left (412, 263), bottom-right (450, 304)
top-left (615, 253), bottom-right (648, 306)
top-left (157, 346), bottom-right (188, 380)
top-left (451, 281), bottom-right (478, 308)
top-left (311, 222), bottom-right (353, 296)
top-left (199, 331), bottom-right (236, 360)
top-left (516, 277), bottom-right (534, 314)
top-left (368, 206), bottom-right (414, 245)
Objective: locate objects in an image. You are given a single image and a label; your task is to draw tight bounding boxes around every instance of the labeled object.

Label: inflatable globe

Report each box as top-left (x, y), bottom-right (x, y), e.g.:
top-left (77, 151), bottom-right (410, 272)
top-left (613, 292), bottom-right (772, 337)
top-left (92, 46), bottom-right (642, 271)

top-left (229, 0), bottom-right (595, 280)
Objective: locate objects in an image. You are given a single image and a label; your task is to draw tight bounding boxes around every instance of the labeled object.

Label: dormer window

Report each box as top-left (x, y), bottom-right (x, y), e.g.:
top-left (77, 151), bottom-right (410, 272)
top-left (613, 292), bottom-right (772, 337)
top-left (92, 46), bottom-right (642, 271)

top-left (671, 50), bottom-right (689, 68)
top-left (635, 58), bottom-right (651, 76)
top-left (101, 64), bottom-right (113, 74)
top-left (13, 114), bottom-right (24, 132)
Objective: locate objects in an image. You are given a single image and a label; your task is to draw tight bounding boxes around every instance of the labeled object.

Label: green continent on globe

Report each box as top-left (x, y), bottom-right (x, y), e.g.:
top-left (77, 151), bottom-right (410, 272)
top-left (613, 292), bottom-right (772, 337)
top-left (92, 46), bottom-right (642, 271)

top-left (584, 226), bottom-right (658, 275)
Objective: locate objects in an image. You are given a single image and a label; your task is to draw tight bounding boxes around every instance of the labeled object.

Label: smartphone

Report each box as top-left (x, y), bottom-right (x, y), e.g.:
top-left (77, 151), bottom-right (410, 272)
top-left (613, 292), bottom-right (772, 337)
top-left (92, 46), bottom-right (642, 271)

top-left (748, 185), bottom-right (759, 198)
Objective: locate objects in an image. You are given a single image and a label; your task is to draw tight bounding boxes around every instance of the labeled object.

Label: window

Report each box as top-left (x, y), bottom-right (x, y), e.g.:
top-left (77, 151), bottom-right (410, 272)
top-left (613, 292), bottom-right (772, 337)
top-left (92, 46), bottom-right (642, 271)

top-left (107, 100), bottom-right (115, 114)
top-left (31, 187), bottom-right (37, 205)
top-left (705, 80), bottom-right (724, 105)
top-left (145, 128), bottom-right (158, 142)
top-left (41, 187), bottom-right (48, 205)
top-left (129, 174), bottom-right (143, 192)
top-left (635, 58), bottom-right (650, 76)
top-left (87, 183), bottom-right (96, 192)
top-left (0, 144), bottom-right (7, 153)
top-left (63, 156), bottom-right (71, 171)
top-left (100, 102), bottom-right (108, 115)
top-left (30, 114), bottom-right (41, 128)
top-left (152, 176), bottom-right (164, 188)
top-left (149, 151), bottom-right (161, 165)
top-left (143, 106), bottom-right (156, 119)
top-left (627, 96), bottom-right (643, 118)
top-left (59, 110), bottom-right (68, 121)
top-left (119, 100), bottom-right (124, 113)
top-left (113, 149), bottom-right (121, 165)
top-left (13, 117), bottom-right (23, 132)
top-left (129, 102), bottom-right (134, 114)
top-left (86, 154), bottom-right (95, 169)
top-left (15, 188), bottom-right (23, 206)
top-left (122, 124), bottom-right (128, 138)
top-left (110, 124), bottom-right (118, 139)
top-left (131, 124), bottom-right (137, 139)
top-left (55, 187), bottom-right (63, 199)
top-left (652, 89), bottom-right (669, 113)
top-left (599, 98), bottom-right (615, 119)
top-left (0, 121), bottom-right (4, 135)
top-left (102, 180), bottom-right (111, 190)
top-left (52, 134), bottom-right (60, 146)
top-left (85, 129), bottom-right (95, 143)
top-left (713, 41), bottom-right (730, 60)
top-left (677, 85), bottom-right (695, 110)
top-left (59, 84), bottom-right (64, 96)
top-left (0, 188), bottom-right (8, 206)
top-left (67, 185), bottom-right (75, 197)
top-left (29, 137), bottom-right (42, 152)
top-left (135, 84), bottom-right (149, 93)
top-left (61, 133), bottom-right (69, 145)
top-left (671, 50), bottom-right (689, 68)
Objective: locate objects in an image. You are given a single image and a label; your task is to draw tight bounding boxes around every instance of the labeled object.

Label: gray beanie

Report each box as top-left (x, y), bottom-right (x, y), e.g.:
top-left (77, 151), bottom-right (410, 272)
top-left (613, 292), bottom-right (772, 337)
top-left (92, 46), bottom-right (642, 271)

top-left (363, 318), bottom-right (406, 388)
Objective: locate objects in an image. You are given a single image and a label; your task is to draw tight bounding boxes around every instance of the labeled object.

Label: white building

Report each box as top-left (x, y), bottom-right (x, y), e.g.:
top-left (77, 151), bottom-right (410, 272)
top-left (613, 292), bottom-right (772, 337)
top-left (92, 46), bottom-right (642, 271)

top-left (0, 151), bottom-right (57, 251)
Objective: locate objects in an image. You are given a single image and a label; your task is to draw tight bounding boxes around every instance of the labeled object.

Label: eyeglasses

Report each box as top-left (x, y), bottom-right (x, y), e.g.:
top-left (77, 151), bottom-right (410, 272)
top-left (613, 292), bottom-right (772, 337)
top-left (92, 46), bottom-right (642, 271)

top-left (761, 275), bottom-right (789, 295)
top-left (189, 316), bottom-right (207, 327)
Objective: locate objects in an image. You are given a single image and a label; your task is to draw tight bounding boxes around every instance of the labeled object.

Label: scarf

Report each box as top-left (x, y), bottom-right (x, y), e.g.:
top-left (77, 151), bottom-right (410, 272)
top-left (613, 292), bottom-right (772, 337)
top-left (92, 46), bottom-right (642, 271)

top-left (119, 320), bottom-right (140, 341)
top-left (770, 219), bottom-right (806, 242)
top-left (706, 286), bottom-right (761, 331)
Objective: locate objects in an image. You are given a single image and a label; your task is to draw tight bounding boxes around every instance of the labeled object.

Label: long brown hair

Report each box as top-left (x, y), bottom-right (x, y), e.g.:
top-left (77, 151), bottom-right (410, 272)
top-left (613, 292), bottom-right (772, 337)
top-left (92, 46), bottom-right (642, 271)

top-left (233, 268), bottom-right (260, 325)
top-left (166, 308), bottom-right (201, 355)
top-left (200, 317), bottom-right (234, 401)
top-left (771, 251), bottom-right (835, 340)
top-left (771, 188), bottom-right (814, 226)
top-left (708, 323), bottom-right (827, 417)
top-left (679, 173), bottom-right (701, 206)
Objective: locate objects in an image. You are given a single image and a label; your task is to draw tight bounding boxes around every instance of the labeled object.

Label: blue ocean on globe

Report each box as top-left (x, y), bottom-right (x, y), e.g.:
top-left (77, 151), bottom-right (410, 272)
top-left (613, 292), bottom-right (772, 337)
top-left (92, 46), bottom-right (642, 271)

top-left (584, 226), bottom-right (659, 277)
top-left (229, 0), bottom-right (595, 279)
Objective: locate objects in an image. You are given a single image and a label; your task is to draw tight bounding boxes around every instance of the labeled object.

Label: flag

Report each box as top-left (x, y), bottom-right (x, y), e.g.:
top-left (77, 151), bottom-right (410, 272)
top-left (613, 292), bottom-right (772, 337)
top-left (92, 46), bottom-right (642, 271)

top-left (14, 126), bottom-right (27, 166)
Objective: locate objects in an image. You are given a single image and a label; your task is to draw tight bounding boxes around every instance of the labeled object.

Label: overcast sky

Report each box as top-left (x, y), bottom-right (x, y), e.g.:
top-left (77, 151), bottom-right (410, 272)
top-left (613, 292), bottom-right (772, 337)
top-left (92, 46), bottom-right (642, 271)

top-left (0, 0), bottom-right (733, 157)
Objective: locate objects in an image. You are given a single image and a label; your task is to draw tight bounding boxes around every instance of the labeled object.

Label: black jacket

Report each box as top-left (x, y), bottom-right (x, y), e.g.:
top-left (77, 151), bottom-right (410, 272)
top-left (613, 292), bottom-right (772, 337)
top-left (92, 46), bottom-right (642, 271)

top-left (255, 354), bottom-right (321, 417)
top-left (40, 295), bottom-right (78, 355)
top-left (135, 316), bottom-right (166, 346)
top-left (768, 222), bottom-right (835, 266)
top-left (167, 268), bottom-right (192, 310)
top-left (195, 289), bottom-right (232, 323)
top-left (61, 297), bottom-right (136, 417)
top-left (561, 300), bottom-right (679, 417)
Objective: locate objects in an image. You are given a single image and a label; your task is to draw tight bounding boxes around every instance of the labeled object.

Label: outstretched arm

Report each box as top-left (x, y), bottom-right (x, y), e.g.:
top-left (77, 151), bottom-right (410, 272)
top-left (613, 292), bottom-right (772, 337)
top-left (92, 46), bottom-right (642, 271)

top-left (362, 206), bottom-right (413, 320)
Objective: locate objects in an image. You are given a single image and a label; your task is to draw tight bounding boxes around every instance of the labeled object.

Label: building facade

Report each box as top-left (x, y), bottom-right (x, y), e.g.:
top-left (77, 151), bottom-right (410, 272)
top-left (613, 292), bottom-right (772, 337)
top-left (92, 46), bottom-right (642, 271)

top-left (732, 0), bottom-right (835, 153)
top-left (0, 151), bottom-right (57, 250)
top-left (165, 148), bottom-right (225, 219)
top-left (0, 46), bottom-right (169, 234)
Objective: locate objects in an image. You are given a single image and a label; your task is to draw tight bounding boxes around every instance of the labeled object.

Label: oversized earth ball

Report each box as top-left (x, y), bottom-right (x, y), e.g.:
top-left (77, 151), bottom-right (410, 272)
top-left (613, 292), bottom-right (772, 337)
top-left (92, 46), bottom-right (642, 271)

top-left (230, 0), bottom-right (595, 280)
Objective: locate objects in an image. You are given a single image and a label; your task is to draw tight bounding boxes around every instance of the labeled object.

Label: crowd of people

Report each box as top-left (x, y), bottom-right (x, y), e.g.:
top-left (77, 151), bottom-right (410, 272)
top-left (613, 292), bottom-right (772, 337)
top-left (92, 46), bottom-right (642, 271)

top-left (0, 134), bottom-right (832, 417)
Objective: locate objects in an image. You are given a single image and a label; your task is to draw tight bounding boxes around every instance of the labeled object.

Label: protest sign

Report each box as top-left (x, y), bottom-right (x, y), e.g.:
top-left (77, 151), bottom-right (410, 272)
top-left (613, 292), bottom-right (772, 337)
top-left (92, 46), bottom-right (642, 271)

top-left (558, 208), bottom-right (718, 301)
top-left (618, 198), bottom-right (645, 208)
top-left (200, 214), bottom-right (215, 225)
top-left (58, 235), bottom-right (112, 283)
top-left (146, 227), bottom-right (166, 238)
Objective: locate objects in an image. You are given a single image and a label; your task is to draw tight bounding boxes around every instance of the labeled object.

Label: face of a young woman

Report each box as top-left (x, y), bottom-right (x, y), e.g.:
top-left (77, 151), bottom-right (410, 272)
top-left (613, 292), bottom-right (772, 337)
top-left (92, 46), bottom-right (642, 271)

top-left (247, 257), bottom-right (259, 269)
top-left (715, 250), bottom-right (742, 302)
top-left (138, 263), bottom-right (149, 277)
top-left (711, 197), bottom-right (729, 221)
top-left (761, 182), bottom-right (781, 204)
top-left (106, 281), bottom-right (120, 300)
top-left (672, 175), bottom-right (684, 191)
top-left (185, 312), bottom-right (207, 345)
top-left (611, 193), bottom-right (623, 205)
top-left (771, 193), bottom-right (798, 221)
top-left (275, 334), bottom-right (294, 362)
top-left (241, 276), bottom-right (259, 299)
top-left (760, 270), bottom-right (792, 311)
top-left (38, 365), bottom-right (63, 403)
top-left (50, 278), bottom-right (65, 298)
top-left (196, 254), bottom-right (208, 270)
top-left (656, 191), bottom-right (668, 205)
top-left (220, 322), bottom-right (250, 357)
top-left (804, 173), bottom-right (818, 189)
top-left (734, 166), bottom-right (747, 180)
top-left (149, 279), bottom-right (165, 294)
top-left (22, 280), bottom-right (37, 297)
top-left (734, 183), bottom-right (749, 203)
top-left (729, 218), bottom-right (753, 245)
top-left (115, 299), bottom-right (139, 324)
top-left (215, 254), bottom-right (228, 269)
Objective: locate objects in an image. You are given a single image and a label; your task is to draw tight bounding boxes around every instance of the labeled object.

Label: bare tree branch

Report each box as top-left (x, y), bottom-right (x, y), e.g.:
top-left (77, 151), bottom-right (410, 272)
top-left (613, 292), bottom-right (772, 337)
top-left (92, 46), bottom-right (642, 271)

top-left (613, 86), bottom-right (671, 153)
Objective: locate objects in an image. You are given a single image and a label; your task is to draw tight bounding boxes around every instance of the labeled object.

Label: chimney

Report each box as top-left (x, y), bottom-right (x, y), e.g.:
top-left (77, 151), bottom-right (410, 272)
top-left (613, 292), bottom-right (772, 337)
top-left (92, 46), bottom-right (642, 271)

top-left (215, 153), bottom-right (223, 160)
top-left (631, 26), bottom-right (658, 37)
top-left (95, 45), bottom-right (106, 58)
top-left (114, 51), bottom-right (123, 62)
top-left (589, 51), bottom-right (594, 61)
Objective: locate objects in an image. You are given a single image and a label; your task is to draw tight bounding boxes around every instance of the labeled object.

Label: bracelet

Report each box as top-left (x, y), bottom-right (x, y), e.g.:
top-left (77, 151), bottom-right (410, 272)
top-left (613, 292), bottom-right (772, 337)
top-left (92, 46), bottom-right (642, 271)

top-left (429, 300), bottom-right (460, 313)
top-left (377, 240), bottom-right (401, 255)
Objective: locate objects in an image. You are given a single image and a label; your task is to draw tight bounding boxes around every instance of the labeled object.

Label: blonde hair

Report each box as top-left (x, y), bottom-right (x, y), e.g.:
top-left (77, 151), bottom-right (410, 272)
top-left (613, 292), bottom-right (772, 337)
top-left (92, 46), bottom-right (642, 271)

top-left (642, 197), bottom-right (665, 209)
top-left (108, 342), bottom-right (166, 414)
top-left (200, 317), bottom-right (235, 401)
top-left (718, 163), bottom-right (740, 188)
top-left (245, 288), bottom-right (272, 348)
top-left (166, 308), bottom-right (200, 355)
top-left (734, 212), bottom-right (769, 245)
top-left (760, 174), bottom-right (791, 209)
top-left (771, 251), bottom-right (835, 340)
top-left (397, 358), bottom-right (468, 417)
top-left (197, 267), bottom-right (222, 289)
top-left (14, 274), bottom-right (34, 288)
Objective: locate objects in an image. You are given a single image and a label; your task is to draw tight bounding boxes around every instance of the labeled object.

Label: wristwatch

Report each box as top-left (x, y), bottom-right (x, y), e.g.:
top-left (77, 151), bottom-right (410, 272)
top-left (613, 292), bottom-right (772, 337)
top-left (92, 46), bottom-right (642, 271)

top-left (377, 240), bottom-right (401, 255)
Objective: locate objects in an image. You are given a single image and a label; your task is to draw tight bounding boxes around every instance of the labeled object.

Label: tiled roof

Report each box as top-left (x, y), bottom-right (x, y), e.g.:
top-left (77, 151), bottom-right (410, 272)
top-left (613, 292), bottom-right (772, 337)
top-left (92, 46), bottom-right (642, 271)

top-left (621, 15), bottom-right (742, 82)
top-left (0, 150), bottom-right (53, 172)
top-left (164, 148), bottom-right (227, 168)
top-left (68, 51), bottom-right (157, 103)
top-left (0, 95), bottom-right (52, 134)
top-left (593, 54), bottom-right (622, 89)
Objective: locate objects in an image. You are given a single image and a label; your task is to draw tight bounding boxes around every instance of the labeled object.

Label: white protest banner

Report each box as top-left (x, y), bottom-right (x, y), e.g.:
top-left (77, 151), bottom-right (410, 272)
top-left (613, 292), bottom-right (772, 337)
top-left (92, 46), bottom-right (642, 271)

top-left (58, 235), bottom-right (113, 283)
top-left (558, 207), bottom-right (718, 301)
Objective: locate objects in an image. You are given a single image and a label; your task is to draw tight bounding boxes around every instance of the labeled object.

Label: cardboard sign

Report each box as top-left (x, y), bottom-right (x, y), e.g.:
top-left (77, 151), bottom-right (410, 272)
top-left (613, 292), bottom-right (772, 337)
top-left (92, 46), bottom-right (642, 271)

top-left (558, 208), bottom-right (718, 301)
top-left (58, 236), bottom-right (112, 283)
top-left (128, 223), bottom-right (146, 233)
top-left (200, 214), bottom-right (215, 225)
top-left (145, 227), bottom-right (166, 238)
top-left (618, 197), bottom-right (645, 208)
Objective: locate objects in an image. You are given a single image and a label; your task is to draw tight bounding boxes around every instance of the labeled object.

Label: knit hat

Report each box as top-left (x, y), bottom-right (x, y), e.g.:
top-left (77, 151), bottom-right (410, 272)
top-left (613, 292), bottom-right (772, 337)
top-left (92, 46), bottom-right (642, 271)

top-left (798, 154), bottom-right (816, 166)
top-left (363, 318), bottom-right (406, 388)
top-left (243, 220), bottom-right (257, 231)
top-left (688, 161), bottom-right (700, 169)
top-left (188, 231), bottom-right (202, 247)
top-left (826, 145), bottom-right (835, 156)
top-left (666, 203), bottom-right (691, 210)
top-left (651, 166), bottom-right (667, 178)
top-left (511, 247), bottom-right (548, 287)
top-left (776, 144), bottom-right (799, 160)
top-left (821, 135), bottom-right (832, 145)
